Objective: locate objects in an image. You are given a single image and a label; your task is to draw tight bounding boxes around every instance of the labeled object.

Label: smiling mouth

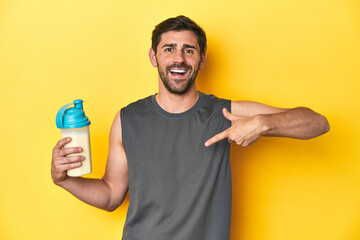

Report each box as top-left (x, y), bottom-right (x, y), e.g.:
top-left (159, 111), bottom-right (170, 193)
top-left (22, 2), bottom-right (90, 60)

top-left (169, 69), bottom-right (188, 75)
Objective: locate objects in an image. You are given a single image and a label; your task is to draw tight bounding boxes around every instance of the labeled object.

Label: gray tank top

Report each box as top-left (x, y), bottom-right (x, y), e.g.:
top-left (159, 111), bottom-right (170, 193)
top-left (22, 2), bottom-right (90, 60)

top-left (121, 92), bottom-right (232, 240)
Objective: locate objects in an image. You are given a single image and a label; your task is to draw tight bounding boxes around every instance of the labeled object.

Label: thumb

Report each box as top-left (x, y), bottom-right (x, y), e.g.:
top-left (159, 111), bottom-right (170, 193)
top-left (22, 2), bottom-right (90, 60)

top-left (222, 108), bottom-right (238, 122)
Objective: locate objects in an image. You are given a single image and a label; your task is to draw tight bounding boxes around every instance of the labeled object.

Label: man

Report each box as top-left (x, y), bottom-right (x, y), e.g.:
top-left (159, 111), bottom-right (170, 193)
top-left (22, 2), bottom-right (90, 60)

top-left (51, 16), bottom-right (329, 240)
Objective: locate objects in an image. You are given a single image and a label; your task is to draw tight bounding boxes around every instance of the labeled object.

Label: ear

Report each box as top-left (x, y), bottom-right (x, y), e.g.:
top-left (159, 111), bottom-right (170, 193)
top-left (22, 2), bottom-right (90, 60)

top-left (149, 48), bottom-right (157, 67)
top-left (199, 53), bottom-right (206, 70)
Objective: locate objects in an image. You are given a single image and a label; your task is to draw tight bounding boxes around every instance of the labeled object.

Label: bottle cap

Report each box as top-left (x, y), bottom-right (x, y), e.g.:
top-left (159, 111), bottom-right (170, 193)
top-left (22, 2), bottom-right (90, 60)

top-left (56, 99), bottom-right (91, 129)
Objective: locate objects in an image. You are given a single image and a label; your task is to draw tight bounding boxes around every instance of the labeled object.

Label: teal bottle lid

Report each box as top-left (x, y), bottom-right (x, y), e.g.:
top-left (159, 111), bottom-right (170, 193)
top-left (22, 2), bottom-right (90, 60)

top-left (56, 99), bottom-right (91, 129)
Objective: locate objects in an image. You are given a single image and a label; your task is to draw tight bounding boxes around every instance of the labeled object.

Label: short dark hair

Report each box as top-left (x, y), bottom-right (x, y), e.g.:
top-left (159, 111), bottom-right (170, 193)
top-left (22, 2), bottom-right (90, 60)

top-left (151, 15), bottom-right (207, 55)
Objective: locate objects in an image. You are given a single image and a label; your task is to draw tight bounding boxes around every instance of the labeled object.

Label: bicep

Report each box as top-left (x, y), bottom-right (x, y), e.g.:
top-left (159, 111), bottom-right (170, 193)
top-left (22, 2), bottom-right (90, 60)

top-left (231, 100), bottom-right (290, 117)
top-left (102, 111), bottom-right (128, 203)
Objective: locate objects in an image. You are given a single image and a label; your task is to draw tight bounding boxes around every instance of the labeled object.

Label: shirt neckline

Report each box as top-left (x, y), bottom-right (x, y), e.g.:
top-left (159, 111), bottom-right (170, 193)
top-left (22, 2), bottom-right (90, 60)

top-left (151, 92), bottom-right (204, 119)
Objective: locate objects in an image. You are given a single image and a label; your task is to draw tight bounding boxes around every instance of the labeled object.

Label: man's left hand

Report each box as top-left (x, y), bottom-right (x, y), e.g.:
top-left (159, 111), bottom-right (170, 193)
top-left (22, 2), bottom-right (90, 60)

top-left (205, 108), bottom-right (266, 147)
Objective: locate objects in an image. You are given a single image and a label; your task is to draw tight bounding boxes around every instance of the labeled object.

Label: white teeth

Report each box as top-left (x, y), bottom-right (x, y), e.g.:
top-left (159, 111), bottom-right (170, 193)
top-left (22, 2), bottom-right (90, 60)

top-left (170, 69), bottom-right (187, 73)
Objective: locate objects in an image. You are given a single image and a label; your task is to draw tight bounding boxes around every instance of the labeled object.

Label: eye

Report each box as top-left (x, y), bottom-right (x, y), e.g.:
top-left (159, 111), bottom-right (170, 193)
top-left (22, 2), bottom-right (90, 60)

top-left (184, 49), bottom-right (194, 54)
top-left (164, 48), bottom-right (173, 53)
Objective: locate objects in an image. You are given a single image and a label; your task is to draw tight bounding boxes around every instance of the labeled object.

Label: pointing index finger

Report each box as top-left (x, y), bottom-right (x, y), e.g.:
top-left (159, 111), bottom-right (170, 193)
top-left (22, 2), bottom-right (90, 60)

top-left (205, 129), bottom-right (229, 147)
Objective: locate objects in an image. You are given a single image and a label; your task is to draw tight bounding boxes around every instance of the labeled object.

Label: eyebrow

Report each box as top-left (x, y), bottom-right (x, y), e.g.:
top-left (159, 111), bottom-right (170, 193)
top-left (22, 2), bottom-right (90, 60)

top-left (161, 43), bottom-right (197, 50)
top-left (183, 44), bottom-right (197, 49)
top-left (161, 43), bottom-right (177, 49)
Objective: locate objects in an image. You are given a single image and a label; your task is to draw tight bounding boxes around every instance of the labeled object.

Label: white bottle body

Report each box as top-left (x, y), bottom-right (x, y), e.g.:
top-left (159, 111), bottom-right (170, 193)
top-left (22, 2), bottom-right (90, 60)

top-left (61, 126), bottom-right (92, 177)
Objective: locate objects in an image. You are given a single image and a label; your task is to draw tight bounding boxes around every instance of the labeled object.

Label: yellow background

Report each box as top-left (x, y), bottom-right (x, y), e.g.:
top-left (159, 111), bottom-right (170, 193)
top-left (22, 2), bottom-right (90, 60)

top-left (0, 0), bottom-right (359, 239)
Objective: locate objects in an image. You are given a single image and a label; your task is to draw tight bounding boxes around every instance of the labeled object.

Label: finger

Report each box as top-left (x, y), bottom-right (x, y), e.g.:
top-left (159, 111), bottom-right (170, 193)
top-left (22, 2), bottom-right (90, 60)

top-left (56, 161), bottom-right (82, 172)
top-left (205, 129), bottom-right (229, 147)
top-left (222, 108), bottom-right (238, 122)
top-left (52, 156), bottom-right (83, 176)
top-left (57, 155), bottom-right (85, 165)
top-left (53, 137), bottom-right (72, 152)
top-left (57, 147), bottom-right (83, 158)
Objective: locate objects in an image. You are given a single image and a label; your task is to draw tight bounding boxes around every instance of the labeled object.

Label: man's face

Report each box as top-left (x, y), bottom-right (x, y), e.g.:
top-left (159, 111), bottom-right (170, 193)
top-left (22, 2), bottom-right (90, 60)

top-left (149, 30), bottom-right (206, 95)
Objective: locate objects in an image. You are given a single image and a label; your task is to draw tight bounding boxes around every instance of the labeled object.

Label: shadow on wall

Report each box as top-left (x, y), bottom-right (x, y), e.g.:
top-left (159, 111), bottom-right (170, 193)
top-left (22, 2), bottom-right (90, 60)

top-left (197, 49), bottom-right (217, 94)
top-left (197, 37), bottom-right (232, 97)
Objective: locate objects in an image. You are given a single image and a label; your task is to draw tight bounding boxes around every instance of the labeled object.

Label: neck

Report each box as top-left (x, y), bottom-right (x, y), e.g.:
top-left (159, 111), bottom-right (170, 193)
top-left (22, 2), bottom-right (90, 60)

top-left (156, 85), bottom-right (199, 114)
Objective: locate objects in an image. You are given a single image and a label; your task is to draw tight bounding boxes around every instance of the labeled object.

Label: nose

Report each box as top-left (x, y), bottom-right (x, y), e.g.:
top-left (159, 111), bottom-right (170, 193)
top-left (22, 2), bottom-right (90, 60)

top-left (173, 50), bottom-right (185, 63)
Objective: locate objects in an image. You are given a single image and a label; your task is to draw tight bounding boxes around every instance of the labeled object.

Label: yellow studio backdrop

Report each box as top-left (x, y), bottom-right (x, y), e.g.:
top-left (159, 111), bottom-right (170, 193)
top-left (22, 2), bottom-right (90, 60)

top-left (0, 0), bottom-right (359, 239)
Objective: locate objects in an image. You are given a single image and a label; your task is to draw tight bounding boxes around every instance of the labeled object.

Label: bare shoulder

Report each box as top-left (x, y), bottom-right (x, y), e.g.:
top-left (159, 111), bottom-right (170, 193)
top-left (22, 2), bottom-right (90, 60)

top-left (103, 110), bottom-right (128, 180)
top-left (231, 100), bottom-right (289, 117)
top-left (109, 111), bottom-right (122, 143)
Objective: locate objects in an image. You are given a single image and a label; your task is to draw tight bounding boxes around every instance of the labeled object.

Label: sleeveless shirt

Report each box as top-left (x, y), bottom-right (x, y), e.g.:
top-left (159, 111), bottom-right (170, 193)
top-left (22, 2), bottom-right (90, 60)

top-left (120, 92), bottom-right (232, 240)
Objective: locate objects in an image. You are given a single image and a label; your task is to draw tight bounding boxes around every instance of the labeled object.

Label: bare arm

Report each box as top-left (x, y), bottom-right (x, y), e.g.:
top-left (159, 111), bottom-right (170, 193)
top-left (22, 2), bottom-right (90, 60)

top-left (205, 101), bottom-right (330, 147)
top-left (51, 111), bottom-right (128, 211)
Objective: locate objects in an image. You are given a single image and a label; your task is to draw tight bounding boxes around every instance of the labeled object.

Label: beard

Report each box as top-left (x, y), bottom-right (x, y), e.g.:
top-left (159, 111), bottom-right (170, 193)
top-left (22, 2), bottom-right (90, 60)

top-left (157, 62), bottom-right (200, 95)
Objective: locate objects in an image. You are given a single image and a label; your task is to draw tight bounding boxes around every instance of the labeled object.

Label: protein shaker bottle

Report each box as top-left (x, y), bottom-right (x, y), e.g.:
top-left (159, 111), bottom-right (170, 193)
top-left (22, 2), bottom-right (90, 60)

top-left (56, 99), bottom-right (92, 177)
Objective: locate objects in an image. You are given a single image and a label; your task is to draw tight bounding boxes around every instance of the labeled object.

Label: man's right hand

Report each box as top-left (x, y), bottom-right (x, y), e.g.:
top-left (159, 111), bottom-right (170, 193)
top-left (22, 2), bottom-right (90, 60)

top-left (50, 112), bottom-right (129, 211)
top-left (51, 137), bottom-right (84, 185)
